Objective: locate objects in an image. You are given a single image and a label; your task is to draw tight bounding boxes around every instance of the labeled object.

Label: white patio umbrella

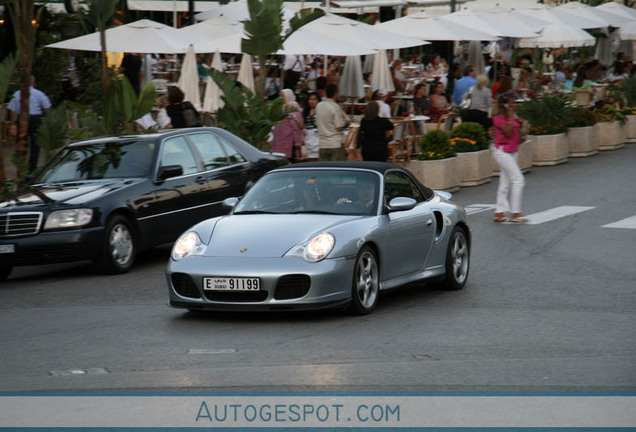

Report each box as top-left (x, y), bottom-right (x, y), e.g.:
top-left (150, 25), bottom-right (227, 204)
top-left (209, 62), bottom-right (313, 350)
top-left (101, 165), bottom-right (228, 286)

top-left (195, 0), bottom-right (295, 21)
top-left (281, 27), bottom-right (376, 56)
top-left (237, 54), bottom-right (255, 92)
top-left (339, 56), bottom-right (365, 101)
top-left (555, 2), bottom-right (631, 28)
top-left (301, 14), bottom-right (426, 50)
top-left (518, 24), bottom-right (595, 49)
top-left (371, 50), bottom-right (394, 93)
top-left (617, 21), bottom-right (636, 41)
top-left (440, 10), bottom-right (539, 39)
top-left (596, 2), bottom-right (636, 21)
top-left (482, 6), bottom-right (550, 33)
top-left (177, 45), bottom-right (202, 111)
top-left (203, 50), bottom-right (224, 113)
top-left (46, 19), bottom-right (218, 54)
top-left (182, 16), bottom-right (244, 40)
top-left (517, 6), bottom-right (609, 30)
top-left (377, 13), bottom-right (498, 41)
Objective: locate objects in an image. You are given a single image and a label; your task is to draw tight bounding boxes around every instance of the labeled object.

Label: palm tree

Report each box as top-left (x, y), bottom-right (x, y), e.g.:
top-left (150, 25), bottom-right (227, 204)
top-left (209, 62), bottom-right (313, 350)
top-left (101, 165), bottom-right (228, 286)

top-left (85, 0), bottom-right (120, 94)
top-left (0, 54), bottom-right (17, 192)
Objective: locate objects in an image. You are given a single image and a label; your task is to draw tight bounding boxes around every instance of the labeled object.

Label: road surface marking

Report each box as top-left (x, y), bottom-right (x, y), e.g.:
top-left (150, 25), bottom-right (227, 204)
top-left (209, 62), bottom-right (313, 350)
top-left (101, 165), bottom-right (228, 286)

top-left (465, 204), bottom-right (496, 215)
top-left (525, 206), bottom-right (595, 225)
top-left (188, 348), bottom-right (236, 354)
top-left (602, 215), bottom-right (636, 229)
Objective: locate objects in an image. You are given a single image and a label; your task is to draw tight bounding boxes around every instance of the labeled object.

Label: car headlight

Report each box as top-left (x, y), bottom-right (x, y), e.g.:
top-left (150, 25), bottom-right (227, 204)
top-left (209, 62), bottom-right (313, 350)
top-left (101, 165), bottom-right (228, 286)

top-left (44, 209), bottom-right (93, 230)
top-left (172, 232), bottom-right (206, 261)
top-left (286, 232), bottom-right (335, 262)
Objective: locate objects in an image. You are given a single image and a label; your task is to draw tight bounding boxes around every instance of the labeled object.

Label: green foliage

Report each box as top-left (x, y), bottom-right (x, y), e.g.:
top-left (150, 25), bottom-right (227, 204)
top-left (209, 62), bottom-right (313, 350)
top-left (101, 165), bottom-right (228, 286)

top-left (593, 102), bottom-right (626, 124)
top-left (564, 106), bottom-right (596, 128)
top-left (516, 93), bottom-right (569, 135)
top-left (285, 8), bottom-right (325, 38)
top-left (33, 31), bottom-right (69, 105)
top-left (102, 77), bottom-right (156, 134)
top-left (37, 103), bottom-right (70, 158)
top-left (0, 53), bottom-right (17, 104)
top-left (418, 130), bottom-right (455, 160)
top-left (613, 75), bottom-right (636, 108)
top-left (242, 0), bottom-right (285, 58)
top-left (210, 68), bottom-right (286, 151)
top-left (450, 121), bottom-right (487, 151)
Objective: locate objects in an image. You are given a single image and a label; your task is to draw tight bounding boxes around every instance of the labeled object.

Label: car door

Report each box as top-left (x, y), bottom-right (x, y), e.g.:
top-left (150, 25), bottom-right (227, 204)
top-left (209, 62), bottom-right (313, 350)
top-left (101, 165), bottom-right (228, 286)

top-left (383, 170), bottom-right (435, 279)
top-left (143, 135), bottom-right (208, 244)
top-left (187, 132), bottom-right (251, 219)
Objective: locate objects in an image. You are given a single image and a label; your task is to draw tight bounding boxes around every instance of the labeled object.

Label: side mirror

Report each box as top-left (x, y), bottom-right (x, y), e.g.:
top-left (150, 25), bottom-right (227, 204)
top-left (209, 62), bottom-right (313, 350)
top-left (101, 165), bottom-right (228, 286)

top-left (157, 165), bottom-right (183, 181)
top-left (222, 197), bottom-right (239, 209)
top-left (387, 197), bottom-right (417, 212)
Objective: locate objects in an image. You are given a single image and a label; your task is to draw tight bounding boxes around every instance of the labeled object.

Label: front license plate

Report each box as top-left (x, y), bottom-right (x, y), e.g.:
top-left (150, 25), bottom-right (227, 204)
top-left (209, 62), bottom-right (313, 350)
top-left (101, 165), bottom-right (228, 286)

top-left (0, 244), bottom-right (15, 254)
top-left (203, 277), bottom-right (260, 291)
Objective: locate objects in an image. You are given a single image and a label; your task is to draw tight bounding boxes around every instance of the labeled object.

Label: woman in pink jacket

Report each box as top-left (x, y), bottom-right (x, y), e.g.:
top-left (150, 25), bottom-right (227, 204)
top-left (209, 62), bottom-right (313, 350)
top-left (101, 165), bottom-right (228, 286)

top-left (271, 89), bottom-right (304, 162)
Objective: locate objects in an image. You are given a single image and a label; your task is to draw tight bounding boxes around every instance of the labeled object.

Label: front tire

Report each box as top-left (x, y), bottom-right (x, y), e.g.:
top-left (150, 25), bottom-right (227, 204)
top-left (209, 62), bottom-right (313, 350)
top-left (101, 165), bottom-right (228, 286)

top-left (0, 265), bottom-right (12, 281)
top-left (439, 226), bottom-right (470, 290)
top-left (95, 215), bottom-right (136, 274)
top-left (348, 246), bottom-right (380, 315)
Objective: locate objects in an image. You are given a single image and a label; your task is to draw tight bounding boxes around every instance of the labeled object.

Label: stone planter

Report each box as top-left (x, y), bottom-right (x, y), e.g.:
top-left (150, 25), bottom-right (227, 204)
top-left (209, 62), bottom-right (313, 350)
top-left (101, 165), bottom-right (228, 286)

top-left (568, 125), bottom-right (599, 157)
top-left (597, 121), bottom-right (625, 151)
top-left (625, 115), bottom-right (636, 143)
top-left (491, 140), bottom-right (533, 176)
top-left (456, 149), bottom-right (492, 187)
top-left (406, 157), bottom-right (460, 192)
top-left (530, 133), bottom-right (569, 166)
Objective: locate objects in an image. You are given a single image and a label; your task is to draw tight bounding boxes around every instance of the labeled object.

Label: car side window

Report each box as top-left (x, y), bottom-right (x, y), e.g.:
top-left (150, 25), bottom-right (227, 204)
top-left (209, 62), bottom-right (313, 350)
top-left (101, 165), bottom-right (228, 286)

top-left (220, 140), bottom-right (247, 165)
top-left (384, 171), bottom-right (424, 203)
top-left (160, 137), bottom-right (199, 175)
top-left (189, 133), bottom-right (229, 170)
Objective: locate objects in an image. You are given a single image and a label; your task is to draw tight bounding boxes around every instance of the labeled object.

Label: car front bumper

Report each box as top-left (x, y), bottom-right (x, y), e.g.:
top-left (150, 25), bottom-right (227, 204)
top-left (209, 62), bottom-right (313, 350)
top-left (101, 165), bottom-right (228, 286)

top-left (166, 255), bottom-right (356, 311)
top-left (0, 227), bottom-right (104, 266)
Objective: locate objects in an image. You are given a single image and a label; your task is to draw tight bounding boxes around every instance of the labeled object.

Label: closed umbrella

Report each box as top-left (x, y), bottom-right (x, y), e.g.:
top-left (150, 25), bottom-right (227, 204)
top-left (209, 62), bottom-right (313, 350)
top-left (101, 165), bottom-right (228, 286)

top-left (518, 24), bottom-right (595, 49)
top-left (177, 45), bottom-right (201, 111)
top-left (339, 56), bottom-right (365, 101)
top-left (203, 50), bottom-right (224, 113)
top-left (237, 54), bottom-right (255, 92)
top-left (46, 19), bottom-right (217, 54)
top-left (467, 41), bottom-right (485, 76)
top-left (371, 50), bottom-right (394, 93)
top-left (377, 13), bottom-right (498, 41)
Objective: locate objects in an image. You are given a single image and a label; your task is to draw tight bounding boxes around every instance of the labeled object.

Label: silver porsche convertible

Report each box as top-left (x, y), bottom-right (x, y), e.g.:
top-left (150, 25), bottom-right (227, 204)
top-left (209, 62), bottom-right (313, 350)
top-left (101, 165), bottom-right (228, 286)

top-left (166, 162), bottom-right (470, 314)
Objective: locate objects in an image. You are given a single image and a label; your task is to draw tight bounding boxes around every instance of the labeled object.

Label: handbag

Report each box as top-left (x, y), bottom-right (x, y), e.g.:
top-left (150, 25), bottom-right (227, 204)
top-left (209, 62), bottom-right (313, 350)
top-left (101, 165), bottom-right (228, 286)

top-left (182, 102), bottom-right (202, 127)
top-left (460, 86), bottom-right (474, 109)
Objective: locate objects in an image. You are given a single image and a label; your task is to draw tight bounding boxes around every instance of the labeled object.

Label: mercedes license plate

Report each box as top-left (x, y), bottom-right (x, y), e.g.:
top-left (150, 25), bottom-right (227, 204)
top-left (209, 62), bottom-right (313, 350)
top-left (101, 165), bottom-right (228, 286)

top-left (0, 244), bottom-right (15, 254)
top-left (203, 277), bottom-right (260, 291)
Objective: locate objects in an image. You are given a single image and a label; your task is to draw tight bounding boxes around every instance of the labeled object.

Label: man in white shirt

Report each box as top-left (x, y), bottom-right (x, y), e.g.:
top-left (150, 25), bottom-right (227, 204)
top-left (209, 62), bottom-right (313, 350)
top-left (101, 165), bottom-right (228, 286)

top-left (376, 89), bottom-right (391, 118)
top-left (315, 84), bottom-right (350, 161)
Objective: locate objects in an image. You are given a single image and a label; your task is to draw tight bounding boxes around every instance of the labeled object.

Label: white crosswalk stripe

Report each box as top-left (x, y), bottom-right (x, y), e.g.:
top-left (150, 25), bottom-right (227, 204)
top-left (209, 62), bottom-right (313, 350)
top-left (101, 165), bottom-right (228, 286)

top-left (464, 204), bottom-right (496, 215)
top-left (524, 206), bottom-right (595, 225)
top-left (602, 215), bottom-right (636, 229)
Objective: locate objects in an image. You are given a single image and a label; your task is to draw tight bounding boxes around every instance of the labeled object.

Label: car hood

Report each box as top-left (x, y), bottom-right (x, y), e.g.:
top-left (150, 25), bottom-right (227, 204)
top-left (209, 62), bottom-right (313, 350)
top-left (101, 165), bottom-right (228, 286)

top-left (0, 179), bottom-right (143, 210)
top-left (204, 214), bottom-right (361, 258)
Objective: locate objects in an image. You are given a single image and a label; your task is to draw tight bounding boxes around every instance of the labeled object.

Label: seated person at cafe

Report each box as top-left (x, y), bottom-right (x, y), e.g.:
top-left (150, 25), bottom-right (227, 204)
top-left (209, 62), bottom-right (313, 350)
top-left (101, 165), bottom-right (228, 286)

top-left (413, 83), bottom-right (431, 116)
top-left (428, 81), bottom-right (450, 123)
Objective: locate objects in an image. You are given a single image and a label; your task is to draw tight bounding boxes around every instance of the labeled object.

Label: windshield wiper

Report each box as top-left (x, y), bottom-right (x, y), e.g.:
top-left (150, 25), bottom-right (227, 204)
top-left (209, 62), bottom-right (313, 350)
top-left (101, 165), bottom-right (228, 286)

top-left (289, 210), bottom-right (339, 215)
top-left (233, 210), bottom-right (280, 215)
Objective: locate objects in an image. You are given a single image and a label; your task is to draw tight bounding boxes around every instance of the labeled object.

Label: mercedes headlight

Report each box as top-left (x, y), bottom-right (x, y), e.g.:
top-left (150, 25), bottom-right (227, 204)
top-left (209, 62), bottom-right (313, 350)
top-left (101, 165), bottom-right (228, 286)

top-left (44, 209), bottom-right (93, 229)
top-left (286, 233), bottom-right (335, 262)
top-left (172, 232), bottom-right (206, 261)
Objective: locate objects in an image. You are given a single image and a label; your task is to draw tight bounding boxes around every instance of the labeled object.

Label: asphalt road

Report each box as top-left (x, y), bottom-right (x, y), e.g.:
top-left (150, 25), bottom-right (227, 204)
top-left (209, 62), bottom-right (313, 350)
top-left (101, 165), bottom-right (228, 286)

top-left (1, 145), bottom-right (635, 392)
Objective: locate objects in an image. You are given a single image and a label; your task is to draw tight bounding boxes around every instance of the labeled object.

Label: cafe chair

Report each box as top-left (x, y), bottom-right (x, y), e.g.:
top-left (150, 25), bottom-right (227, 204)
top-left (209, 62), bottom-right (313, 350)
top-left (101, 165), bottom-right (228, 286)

top-left (387, 119), bottom-right (411, 164)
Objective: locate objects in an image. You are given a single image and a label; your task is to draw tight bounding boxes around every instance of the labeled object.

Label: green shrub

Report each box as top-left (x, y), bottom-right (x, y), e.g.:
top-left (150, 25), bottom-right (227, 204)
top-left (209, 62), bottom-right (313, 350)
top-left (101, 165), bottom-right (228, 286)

top-left (450, 121), bottom-right (487, 151)
top-left (418, 130), bottom-right (455, 160)
top-left (564, 106), bottom-right (596, 128)
top-left (593, 102), bottom-right (626, 124)
top-left (516, 93), bottom-right (569, 135)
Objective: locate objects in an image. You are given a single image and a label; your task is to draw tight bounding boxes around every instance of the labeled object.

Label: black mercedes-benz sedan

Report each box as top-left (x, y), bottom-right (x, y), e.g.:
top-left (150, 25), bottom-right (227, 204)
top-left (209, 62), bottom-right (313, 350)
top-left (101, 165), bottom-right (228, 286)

top-left (0, 128), bottom-right (287, 280)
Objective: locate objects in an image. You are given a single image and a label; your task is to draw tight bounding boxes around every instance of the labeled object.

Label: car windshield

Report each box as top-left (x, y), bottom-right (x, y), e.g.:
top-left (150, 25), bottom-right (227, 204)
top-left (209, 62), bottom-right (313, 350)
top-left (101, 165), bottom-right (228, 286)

top-left (36, 140), bottom-right (156, 183)
top-left (234, 170), bottom-right (380, 216)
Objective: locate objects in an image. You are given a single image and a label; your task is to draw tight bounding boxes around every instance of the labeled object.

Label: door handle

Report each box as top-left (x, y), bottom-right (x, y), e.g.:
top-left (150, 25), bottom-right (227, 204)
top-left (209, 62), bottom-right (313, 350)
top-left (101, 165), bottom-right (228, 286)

top-left (426, 219), bottom-right (433, 226)
top-left (195, 176), bottom-right (206, 185)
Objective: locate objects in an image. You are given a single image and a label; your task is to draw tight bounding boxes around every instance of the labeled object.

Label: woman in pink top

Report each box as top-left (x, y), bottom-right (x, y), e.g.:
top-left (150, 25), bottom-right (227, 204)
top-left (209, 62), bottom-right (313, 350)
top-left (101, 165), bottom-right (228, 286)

top-left (492, 93), bottom-right (527, 223)
top-left (271, 89), bottom-right (304, 162)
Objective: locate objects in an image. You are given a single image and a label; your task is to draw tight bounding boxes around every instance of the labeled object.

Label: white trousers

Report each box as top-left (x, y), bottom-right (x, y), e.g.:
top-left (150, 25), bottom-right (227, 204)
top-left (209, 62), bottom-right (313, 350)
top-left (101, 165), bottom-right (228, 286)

top-left (492, 146), bottom-right (525, 214)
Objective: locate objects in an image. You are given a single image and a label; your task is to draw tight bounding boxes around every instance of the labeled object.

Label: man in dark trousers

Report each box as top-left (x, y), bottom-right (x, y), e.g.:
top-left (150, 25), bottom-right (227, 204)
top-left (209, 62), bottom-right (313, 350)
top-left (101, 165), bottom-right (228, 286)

top-left (121, 53), bottom-right (142, 95)
top-left (8, 76), bottom-right (51, 172)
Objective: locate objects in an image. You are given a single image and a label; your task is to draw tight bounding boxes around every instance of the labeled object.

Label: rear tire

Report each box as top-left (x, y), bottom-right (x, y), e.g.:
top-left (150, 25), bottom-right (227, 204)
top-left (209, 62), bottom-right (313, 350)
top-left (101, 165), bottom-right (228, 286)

top-left (438, 226), bottom-right (470, 290)
top-left (0, 265), bottom-right (12, 281)
top-left (348, 246), bottom-right (380, 315)
top-left (95, 215), bottom-right (136, 274)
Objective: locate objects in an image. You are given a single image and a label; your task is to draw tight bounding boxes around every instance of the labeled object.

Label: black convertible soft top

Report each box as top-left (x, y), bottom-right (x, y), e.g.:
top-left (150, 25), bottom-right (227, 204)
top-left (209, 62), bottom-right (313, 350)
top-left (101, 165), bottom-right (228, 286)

top-left (274, 161), bottom-right (435, 200)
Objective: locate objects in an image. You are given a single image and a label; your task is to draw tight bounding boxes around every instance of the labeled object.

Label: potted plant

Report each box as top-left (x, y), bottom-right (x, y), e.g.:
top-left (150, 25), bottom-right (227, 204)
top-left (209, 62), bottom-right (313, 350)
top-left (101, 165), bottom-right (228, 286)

top-left (406, 130), bottom-right (459, 192)
top-left (516, 93), bottom-right (569, 166)
top-left (564, 106), bottom-right (599, 157)
top-left (449, 122), bottom-right (492, 186)
top-left (613, 75), bottom-right (636, 143)
top-left (592, 102), bottom-right (626, 151)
